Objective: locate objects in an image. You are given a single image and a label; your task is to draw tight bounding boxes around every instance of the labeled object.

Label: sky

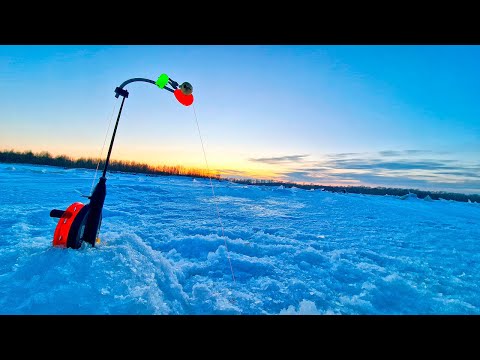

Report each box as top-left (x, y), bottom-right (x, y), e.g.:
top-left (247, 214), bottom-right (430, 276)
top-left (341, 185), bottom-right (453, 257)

top-left (0, 45), bottom-right (479, 194)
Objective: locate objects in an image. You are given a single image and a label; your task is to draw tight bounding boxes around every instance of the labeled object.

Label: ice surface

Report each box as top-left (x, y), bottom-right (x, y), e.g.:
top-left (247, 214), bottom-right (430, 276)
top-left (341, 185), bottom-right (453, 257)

top-left (0, 163), bottom-right (479, 314)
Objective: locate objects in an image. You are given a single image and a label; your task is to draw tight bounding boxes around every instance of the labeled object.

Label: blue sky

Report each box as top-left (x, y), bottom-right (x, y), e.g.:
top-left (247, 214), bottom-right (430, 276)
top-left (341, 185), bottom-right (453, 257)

top-left (0, 45), bottom-right (479, 194)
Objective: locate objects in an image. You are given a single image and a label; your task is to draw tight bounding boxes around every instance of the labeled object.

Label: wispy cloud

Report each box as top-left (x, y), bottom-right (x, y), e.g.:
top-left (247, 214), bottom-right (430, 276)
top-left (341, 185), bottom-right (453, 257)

top-left (330, 159), bottom-right (459, 171)
top-left (248, 154), bottom-right (310, 164)
top-left (270, 150), bottom-right (480, 194)
top-left (378, 150), bottom-right (400, 157)
top-left (280, 168), bottom-right (480, 193)
top-left (436, 170), bottom-right (480, 178)
top-left (378, 150), bottom-right (435, 157)
top-left (326, 152), bottom-right (363, 159)
top-left (240, 149), bottom-right (479, 193)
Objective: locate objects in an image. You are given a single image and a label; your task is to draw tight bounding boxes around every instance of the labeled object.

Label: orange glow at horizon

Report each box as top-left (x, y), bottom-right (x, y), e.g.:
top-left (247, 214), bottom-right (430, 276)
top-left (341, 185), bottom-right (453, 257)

top-left (1, 145), bottom-right (368, 186)
top-left (1, 144), bottom-right (285, 181)
top-left (1, 145), bottom-right (408, 188)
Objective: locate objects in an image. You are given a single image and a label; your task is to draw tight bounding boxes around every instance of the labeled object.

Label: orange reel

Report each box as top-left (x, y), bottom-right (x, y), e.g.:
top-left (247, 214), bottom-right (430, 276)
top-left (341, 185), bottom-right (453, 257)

top-left (52, 202), bottom-right (85, 248)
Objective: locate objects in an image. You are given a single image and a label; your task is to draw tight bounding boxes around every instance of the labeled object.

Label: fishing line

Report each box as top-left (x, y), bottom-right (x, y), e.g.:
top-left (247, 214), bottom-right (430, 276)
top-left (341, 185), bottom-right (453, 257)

top-left (192, 104), bottom-right (236, 284)
top-left (90, 99), bottom-right (118, 195)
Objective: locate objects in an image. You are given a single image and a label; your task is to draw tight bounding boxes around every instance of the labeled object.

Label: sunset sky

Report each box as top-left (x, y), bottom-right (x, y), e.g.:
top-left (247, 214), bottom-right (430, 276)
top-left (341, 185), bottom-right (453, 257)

top-left (0, 45), bottom-right (479, 193)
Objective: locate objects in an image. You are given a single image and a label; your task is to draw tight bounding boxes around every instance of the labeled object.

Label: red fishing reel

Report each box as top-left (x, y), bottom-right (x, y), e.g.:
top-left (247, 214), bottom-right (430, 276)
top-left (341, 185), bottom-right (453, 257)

top-left (51, 202), bottom-right (102, 249)
top-left (51, 176), bottom-right (106, 249)
top-left (51, 202), bottom-right (86, 248)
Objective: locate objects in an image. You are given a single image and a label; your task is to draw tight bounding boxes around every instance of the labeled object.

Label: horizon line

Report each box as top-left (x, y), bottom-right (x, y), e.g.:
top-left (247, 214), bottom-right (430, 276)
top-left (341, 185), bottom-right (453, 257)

top-left (1, 148), bottom-right (479, 198)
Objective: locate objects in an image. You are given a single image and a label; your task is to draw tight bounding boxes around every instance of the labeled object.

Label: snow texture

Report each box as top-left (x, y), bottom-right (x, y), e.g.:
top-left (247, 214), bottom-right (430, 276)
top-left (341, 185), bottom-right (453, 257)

top-left (0, 163), bottom-right (479, 314)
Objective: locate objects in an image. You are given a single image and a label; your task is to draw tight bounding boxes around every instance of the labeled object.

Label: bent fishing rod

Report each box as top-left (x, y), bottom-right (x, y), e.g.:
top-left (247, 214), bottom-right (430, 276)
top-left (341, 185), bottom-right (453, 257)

top-left (50, 73), bottom-right (194, 249)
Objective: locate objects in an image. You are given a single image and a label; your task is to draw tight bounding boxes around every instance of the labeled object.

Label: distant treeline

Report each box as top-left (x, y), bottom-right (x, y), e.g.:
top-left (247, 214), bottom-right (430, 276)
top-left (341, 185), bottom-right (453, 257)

top-left (2, 150), bottom-right (478, 203)
top-left (229, 178), bottom-right (480, 203)
top-left (0, 150), bottom-right (219, 179)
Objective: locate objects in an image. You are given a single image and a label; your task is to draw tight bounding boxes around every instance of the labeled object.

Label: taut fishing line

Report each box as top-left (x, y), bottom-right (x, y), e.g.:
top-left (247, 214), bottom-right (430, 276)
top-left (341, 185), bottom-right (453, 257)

top-left (192, 104), bottom-right (236, 284)
top-left (90, 100), bottom-right (118, 195)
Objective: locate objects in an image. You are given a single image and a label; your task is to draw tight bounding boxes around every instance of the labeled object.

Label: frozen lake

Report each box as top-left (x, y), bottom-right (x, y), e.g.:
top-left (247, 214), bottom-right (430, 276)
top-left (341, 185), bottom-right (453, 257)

top-left (0, 163), bottom-right (479, 314)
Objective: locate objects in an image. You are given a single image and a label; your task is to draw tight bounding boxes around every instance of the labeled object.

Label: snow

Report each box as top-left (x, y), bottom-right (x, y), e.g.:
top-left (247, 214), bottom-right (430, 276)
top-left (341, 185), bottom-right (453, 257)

top-left (0, 163), bottom-right (479, 314)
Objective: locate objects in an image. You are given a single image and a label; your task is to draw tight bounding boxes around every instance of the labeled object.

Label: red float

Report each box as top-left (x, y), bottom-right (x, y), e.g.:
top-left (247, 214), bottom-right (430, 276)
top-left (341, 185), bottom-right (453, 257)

top-left (174, 89), bottom-right (194, 106)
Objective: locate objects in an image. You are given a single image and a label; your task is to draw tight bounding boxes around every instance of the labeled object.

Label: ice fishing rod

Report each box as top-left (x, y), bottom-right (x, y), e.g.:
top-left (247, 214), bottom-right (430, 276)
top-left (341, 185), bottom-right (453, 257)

top-left (49, 73), bottom-right (194, 249)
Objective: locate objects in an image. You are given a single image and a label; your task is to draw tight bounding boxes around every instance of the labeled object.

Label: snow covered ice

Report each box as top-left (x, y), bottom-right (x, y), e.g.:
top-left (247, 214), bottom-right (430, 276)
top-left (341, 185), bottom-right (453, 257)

top-left (0, 163), bottom-right (479, 314)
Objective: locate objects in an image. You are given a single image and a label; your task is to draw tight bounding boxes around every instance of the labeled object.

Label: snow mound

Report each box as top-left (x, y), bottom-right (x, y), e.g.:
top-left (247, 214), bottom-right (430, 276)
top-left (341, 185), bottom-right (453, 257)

top-left (280, 300), bottom-right (330, 315)
top-left (400, 193), bottom-right (418, 200)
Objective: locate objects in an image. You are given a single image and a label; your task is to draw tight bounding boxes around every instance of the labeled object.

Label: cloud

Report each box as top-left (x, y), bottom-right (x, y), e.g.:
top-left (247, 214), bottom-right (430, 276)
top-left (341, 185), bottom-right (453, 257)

top-left (281, 168), bottom-right (480, 194)
top-left (378, 150), bottom-right (436, 157)
top-left (326, 152), bottom-right (363, 159)
top-left (329, 159), bottom-right (459, 171)
top-left (241, 149), bottom-right (480, 194)
top-left (248, 154), bottom-right (310, 164)
top-left (302, 167), bottom-right (332, 171)
top-left (405, 149), bottom-right (432, 155)
top-left (274, 152), bottom-right (480, 194)
top-left (434, 170), bottom-right (480, 178)
top-left (378, 150), bottom-right (403, 157)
